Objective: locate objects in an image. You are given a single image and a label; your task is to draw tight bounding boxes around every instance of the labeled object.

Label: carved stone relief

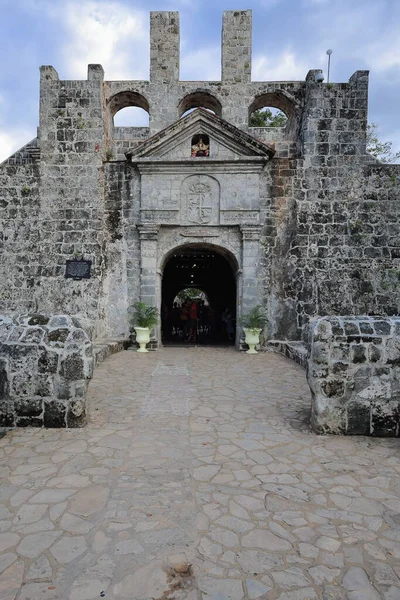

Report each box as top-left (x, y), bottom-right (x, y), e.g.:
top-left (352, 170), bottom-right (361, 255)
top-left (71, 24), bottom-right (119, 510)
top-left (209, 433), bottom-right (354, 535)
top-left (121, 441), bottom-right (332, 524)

top-left (181, 174), bottom-right (220, 225)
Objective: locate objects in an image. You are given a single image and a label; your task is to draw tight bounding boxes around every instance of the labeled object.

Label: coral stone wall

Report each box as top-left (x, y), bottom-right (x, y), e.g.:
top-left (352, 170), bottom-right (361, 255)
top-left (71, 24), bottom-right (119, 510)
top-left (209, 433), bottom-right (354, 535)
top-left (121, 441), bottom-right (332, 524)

top-left (0, 315), bottom-right (93, 428)
top-left (308, 316), bottom-right (400, 436)
top-left (0, 10), bottom-right (399, 344)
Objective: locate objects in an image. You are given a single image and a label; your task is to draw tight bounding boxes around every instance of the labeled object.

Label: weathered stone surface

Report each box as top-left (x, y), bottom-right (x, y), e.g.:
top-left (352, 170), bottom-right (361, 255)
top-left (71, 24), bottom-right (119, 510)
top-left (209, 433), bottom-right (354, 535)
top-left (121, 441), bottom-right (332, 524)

top-left (0, 9), bottom-right (399, 374)
top-left (0, 561), bottom-right (24, 600)
top-left (69, 486), bottom-right (109, 517)
top-left (0, 316), bottom-right (92, 428)
top-left (308, 316), bottom-right (400, 436)
top-left (26, 555), bottom-right (52, 580)
top-left (113, 561), bottom-right (170, 599)
top-left (0, 348), bottom-right (399, 598)
top-left (16, 531), bottom-right (62, 558)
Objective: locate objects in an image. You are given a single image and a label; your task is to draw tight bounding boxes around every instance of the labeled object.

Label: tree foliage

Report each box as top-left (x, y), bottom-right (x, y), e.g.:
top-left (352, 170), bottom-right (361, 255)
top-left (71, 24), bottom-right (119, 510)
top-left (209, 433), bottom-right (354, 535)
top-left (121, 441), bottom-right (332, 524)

top-left (176, 288), bottom-right (204, 302)
top-left (249, 108), bottom-right (288, 128)
top-left (367, 123), bottom-right (400, 164)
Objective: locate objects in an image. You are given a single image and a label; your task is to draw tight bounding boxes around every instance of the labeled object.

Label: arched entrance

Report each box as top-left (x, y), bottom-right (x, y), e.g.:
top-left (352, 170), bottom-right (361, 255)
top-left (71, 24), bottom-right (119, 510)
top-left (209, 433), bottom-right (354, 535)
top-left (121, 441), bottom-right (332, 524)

top-left (161, 245), bottom-right (237, 345)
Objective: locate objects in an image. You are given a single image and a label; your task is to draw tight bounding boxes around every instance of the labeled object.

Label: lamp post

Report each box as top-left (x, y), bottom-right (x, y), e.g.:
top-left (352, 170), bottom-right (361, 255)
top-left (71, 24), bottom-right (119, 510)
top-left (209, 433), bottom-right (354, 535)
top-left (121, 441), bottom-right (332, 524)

top-left (326, 49), bottom-right (333, 83)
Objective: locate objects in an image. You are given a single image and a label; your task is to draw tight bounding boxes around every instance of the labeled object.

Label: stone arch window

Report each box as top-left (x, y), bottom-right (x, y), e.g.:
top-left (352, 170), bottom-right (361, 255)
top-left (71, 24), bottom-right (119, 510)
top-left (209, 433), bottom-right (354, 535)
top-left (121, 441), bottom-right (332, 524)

top-left (248, 91), bottom-right (296, 138)
top-left (191, 134), bottom-right (210, 157)
top-left (108, 91), bottom-right (150, 127)
top-left (178, 91), bottom-right (222, 119)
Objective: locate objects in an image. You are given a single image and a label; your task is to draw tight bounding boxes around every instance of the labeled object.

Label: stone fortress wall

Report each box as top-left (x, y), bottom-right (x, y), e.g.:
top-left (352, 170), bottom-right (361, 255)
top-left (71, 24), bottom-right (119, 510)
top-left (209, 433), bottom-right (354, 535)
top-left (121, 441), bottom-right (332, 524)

top-left (0, 10), bottom-right (399, 432)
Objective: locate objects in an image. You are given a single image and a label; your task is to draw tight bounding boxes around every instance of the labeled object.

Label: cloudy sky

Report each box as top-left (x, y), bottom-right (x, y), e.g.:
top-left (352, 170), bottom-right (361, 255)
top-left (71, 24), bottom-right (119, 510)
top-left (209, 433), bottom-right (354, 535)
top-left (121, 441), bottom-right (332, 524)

top-left (0, 0), bottom-right (399, 163)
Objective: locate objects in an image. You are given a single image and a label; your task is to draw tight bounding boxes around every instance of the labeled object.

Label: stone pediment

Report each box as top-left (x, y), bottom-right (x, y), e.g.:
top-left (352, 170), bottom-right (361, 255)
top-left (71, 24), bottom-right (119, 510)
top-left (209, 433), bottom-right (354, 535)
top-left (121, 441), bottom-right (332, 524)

top-left (126, 108), bottom-right (275, 162)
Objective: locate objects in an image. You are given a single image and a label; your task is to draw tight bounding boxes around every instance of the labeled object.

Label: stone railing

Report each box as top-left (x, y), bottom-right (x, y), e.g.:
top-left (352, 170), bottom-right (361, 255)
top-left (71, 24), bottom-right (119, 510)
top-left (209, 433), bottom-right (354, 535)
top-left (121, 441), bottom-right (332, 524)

top-left (307, 316), bottom-right (400, 436)
top-left (0, 314), bottom-right (93, 428)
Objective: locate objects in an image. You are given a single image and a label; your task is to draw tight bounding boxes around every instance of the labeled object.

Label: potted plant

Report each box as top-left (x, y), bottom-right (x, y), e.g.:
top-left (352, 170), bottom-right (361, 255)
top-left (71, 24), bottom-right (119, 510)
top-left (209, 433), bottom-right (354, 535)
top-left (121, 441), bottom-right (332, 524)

top-left (240, 305), bottom-right (268, 354)
top-left (130, 302), bottom-right (158, 353)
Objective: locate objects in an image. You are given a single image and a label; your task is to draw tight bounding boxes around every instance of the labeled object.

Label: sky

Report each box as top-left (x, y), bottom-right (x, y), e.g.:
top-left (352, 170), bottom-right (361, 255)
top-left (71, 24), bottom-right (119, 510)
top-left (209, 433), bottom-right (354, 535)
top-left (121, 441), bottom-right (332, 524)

top-left (0, 0), bottom-right (399, 163)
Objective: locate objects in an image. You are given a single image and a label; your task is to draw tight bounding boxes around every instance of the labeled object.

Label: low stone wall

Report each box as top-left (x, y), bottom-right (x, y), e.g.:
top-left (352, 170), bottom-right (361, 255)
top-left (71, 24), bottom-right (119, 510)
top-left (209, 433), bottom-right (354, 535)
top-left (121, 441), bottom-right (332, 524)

top-left (267, 340), bottom-right (308, 369)
top-left (0, 314), bottom-right (93, 428)
top-left (93, 339), bottom-right (129, 366)
top-left (307, 316), bottom-right (400, 436)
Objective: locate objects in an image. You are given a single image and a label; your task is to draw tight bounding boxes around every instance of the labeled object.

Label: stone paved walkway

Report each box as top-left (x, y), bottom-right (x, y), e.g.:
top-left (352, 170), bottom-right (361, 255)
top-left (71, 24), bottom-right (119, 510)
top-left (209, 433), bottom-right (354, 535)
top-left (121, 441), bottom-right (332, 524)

top-left (1, 347), bottom-right (400, 599)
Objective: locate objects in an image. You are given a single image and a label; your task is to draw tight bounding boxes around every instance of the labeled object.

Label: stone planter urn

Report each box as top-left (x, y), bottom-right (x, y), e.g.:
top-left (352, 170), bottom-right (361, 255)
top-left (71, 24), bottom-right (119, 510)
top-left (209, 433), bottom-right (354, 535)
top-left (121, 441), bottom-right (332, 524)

top-left (134, 326), bottom-right (151, 353)
top-left (240, 305), bottom-right (268, 355)
top-left (243, 328), bottom-right (262, 354)
top-left (130, 302), bottom-right (158, 353)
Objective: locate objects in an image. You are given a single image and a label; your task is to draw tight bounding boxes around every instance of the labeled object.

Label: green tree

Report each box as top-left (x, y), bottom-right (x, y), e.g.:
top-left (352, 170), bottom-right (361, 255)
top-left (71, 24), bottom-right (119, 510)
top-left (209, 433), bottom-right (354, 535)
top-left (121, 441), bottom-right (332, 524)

top-left (367, 123), bottom-right (400, 164)
top-left (249, 108), bottom-right (287, 128)
top-left (176, 288), bottom-right (204, 302)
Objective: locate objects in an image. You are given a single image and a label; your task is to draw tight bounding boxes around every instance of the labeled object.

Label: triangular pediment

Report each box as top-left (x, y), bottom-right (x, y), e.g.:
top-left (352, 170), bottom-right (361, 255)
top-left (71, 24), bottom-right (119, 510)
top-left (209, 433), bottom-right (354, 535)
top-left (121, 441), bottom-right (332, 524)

top-left (126, 108), bottom-right (275, 161)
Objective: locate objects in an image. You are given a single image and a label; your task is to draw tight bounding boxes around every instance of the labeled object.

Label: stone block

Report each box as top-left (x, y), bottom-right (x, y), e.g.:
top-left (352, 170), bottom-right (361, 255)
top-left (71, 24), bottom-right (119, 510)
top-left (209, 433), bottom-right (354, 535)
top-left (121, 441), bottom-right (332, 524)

top-left (16, 416), bottom-right (43, 427)
top-left (351, 344), bottom-right (366, 364)
top-left (60, 354), bottom-right (85, 380)
top-left (312, 342), bottom-right (329, 365)
top-left (321, 378), bottom-right (345, 398)
top-left (368, 344), bottom-right (381, 363)
top-left (43, 399), bottom-right (66, 428)
top-left (66, 398), bottom-right (86, 428)
top-left (0, 401), bottom-right (14, 427)
top-left (371, 401), bottom-right (400, 437)
top-left (374, 320), bottom-right (391, 335)
top-left (46, 329), bottom-right (69, 345)
top-left (0, 315), bottom-right (91, 428)
top-left (386, 338), bottom-right (400, 365)
top-left (347, 401), bottom-right (370, 435)
top-left (308, 316), bottom-right (400, 437)
top-left (38, 350), bottom-right (59, 374)
top-left (15, 397), bottom-right (42, 417)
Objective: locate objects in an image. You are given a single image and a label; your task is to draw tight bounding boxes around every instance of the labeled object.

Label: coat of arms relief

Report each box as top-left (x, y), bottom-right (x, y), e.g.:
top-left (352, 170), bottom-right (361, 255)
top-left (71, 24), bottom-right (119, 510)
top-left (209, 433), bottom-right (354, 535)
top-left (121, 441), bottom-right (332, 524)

top-left (181, 174), bottom-right (220, 225)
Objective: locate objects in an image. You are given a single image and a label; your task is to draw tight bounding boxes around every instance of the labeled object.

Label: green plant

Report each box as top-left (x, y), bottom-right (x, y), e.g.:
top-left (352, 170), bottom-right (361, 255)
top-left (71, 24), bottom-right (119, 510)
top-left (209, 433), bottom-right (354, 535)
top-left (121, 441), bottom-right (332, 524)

top-left (21, 186), bottom-right (31, 196)
top-left (367, 123), bottom-right (400, 164)
top-left (240, 305), bottom-right (268, 330)
top-left (350, 220), bottom-right (362, 234)
top-left (131, 302), bottom-right (158, 329)
top-left (105, 148), bottom-right (114, 160)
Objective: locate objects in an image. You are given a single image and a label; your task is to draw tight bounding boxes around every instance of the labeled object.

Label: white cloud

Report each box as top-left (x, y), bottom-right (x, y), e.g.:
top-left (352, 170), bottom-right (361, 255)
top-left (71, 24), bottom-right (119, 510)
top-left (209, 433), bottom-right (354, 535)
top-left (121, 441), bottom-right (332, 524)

top-left (253, 50), bottom-right (308, 81)
top-left (305, 0), bottom-right (400, 73)
top-left (180, 46), bottom-right (221, 81)
top-left (54, 1), bottom-right (149, 80)
top-left (0, 128), bottom-right (36, 165)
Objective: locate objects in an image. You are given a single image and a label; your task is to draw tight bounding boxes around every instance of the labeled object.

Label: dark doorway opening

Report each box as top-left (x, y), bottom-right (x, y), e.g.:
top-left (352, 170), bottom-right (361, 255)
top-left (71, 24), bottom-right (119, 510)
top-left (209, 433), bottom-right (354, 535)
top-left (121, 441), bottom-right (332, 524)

top-left (162, 246), bottom-right (236, 345)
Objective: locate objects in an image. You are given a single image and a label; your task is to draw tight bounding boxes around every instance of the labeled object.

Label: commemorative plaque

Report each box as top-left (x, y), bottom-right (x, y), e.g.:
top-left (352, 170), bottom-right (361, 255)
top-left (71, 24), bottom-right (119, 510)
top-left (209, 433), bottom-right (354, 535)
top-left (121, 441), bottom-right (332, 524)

top-left (65, 258), bottom-right (92, 280)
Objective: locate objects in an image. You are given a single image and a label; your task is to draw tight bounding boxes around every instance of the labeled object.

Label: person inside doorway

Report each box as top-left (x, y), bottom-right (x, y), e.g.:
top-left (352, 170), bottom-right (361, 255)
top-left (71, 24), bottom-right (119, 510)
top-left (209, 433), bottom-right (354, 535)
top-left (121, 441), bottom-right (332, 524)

top-left (188, 300), bottom-right (198, 342)
top-left (222, 307), bottom-right (235, 341)
top-left (180, 301), bottom-right (189, 338)
top-left (172, 302), bottom-right (181, 337)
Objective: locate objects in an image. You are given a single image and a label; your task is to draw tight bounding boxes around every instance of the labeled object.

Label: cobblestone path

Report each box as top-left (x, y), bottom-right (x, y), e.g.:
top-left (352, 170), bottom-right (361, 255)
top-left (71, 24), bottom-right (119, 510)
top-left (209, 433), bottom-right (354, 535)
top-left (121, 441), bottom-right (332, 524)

top-left (1, 347), bottom-right (400, 599)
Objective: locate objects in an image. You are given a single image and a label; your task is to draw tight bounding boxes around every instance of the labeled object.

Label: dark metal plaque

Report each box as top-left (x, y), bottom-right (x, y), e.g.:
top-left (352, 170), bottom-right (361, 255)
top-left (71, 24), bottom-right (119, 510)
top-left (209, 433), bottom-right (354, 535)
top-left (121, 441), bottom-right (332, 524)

top-left (65, 259), bottom-right (92, 280)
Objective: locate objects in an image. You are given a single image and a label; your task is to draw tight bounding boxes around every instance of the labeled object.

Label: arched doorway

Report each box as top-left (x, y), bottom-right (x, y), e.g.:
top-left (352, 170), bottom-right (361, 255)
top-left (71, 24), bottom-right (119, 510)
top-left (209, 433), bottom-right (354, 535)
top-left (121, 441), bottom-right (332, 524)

top-left (161, 245), bottom-right (237, 345)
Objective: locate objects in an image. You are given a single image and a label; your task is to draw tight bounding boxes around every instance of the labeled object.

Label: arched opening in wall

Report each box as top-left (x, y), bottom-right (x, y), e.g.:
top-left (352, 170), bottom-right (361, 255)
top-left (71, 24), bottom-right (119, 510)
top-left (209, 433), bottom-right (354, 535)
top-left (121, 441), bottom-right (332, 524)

top-left (113, 106), bottom-right (149, 127)
top-left (108, 91), bottom-right (150, 136)
top-left (178, 92), bottom-right (222, 119)
top-left (162, 245), bottom-right (237, 345)
top-left (249, 107), bottom-right (287, 128)
top-left (248, 92), bottom-right (296, 140)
